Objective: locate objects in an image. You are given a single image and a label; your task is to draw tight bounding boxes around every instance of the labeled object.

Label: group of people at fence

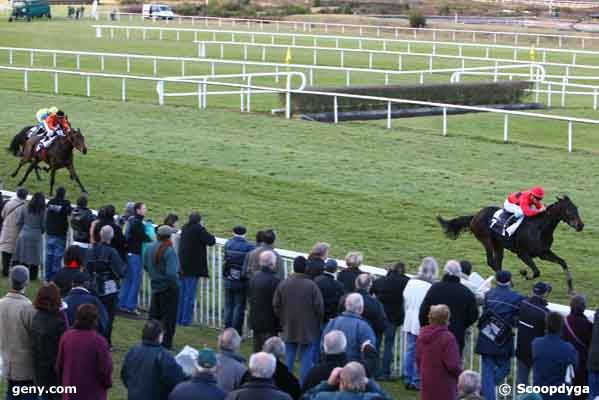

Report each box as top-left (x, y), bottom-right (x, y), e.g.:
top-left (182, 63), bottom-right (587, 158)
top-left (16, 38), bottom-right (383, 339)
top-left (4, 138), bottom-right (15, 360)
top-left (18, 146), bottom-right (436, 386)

top-left (0, 186), bottom-right (598, 400)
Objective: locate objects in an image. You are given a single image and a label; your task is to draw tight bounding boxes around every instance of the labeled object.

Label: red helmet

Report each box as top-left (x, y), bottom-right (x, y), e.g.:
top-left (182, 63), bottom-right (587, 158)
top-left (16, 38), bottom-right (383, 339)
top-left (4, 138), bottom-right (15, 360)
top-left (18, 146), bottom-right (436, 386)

top-left (531, 186), bottom-right (545, 199)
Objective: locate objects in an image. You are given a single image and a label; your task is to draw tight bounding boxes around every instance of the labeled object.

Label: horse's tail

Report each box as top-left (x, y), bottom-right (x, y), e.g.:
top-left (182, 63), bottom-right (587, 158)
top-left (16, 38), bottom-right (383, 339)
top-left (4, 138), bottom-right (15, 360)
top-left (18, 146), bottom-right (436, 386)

top-left (437, 215), bottom-right (474, 240)
top-left (8, 127), bottom-right (30, 157)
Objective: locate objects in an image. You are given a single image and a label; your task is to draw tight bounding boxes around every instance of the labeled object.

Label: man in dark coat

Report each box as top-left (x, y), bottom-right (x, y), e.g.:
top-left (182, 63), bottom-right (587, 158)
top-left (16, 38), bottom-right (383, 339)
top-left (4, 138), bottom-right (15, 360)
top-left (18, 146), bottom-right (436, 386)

top-left (225, 352), bottom-right (292, 400)
top-left (92, 205), bottom-right (127, 262)
top-left (515, 281), bottom-right (552, 386)
top-left (313, 259), bottom-right (344, 364)
top-left (70, 195), bottom-right (95, 247)
top-left (419, 260), bottom-right (479, 355)
top-left (64, 272), bottom-right (109, 335)
top-left (122, 320), bottom-right (186, 400)
top-left (305, 242), bottom-right (330, 279)
top-left (474, 271), bottom-right (526, 400)
top-left (337, 252), bottom-right (364, 294)
top-left (371, 262), bottom-right (409, 379)
top-left (249, 250), bottom-right (281, 352)
top-left (169, 347), bottom-right (226, 400)
top-left (44, 186), bottom-right (72, 281)
top-left (177, 212), bottom-right (216, 326)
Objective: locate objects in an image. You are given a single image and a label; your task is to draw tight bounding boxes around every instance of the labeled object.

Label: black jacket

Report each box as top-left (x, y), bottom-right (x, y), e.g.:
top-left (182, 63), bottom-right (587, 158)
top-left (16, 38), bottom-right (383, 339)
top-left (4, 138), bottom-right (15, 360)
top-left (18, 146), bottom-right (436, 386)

top-left (249, 267), bottom-right (281, 333)
top-left (225, 377), bottom-right (292, 400)
top-left (302, 353), bottom-right (348, 393)
top-left (126, 215), bottom-right (151, 255)
top-left (339, 289), bottom-right (388, 337)
top-left (418, 274), bottom-right (479, 353)
top-left (515, 295), bottom-right (549, 367)
top-left (241, 360), bottom-right (300, 400)
top-left (371, 271), bottom-right (410, 326)
top-left (178, 223), bottom-right (216, 278)
top-left (45, 198), bottom-right (71, 237)
top-left (314, 272), bottom-right (345, 322)
top-left (31, 310), bottom-right (67, 388)
top-left (52, 266), bottom-right (80, 297)
top-left (93, 219), bottom-right (128, 263)
top-left (70, 206), bottom-right (95, 243)
top-left (85, 243), bottom-right (127, 297)
top-left (305, 258), bottom-right (325, 280)
top-left (337, 268), bottom-right (363, 294)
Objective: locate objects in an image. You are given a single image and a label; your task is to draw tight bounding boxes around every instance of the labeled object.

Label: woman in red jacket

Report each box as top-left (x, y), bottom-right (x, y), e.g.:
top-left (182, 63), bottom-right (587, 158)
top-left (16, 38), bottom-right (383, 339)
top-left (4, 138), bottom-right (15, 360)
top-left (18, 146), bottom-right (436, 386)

top-left (417, 304), bottom-right (462, 400)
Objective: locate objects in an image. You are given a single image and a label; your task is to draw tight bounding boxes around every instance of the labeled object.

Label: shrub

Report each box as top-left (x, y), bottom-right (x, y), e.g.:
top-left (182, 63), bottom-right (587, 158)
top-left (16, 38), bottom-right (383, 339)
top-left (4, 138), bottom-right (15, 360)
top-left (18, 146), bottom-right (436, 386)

top-left (283, 4), bottom-right (310, 15)
top-left (313, 0), bottom-right (321, 7)
top-left (438, 2), bottom-right (450, 16)
top-left (409, 10), bottom-right (426, 28)
top-left (281, 81), bottom-right (532, 114)
top-left (119, 0), bottom-right (142, 5)
top-left (173, 2), bottom-right (201, 15)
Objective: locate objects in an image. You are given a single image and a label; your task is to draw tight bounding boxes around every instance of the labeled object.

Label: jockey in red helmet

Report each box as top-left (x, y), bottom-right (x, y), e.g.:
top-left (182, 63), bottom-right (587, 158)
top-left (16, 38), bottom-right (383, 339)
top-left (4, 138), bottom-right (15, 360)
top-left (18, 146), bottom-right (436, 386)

top-left (503, 187), bottom-right (546, 236)
top-left (37, 110), bottom-right (71, 151)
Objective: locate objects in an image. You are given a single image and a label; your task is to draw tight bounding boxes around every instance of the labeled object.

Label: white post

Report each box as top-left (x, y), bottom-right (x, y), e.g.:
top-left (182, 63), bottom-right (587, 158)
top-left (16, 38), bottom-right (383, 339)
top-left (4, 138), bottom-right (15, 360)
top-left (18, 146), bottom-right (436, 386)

top-left (126, 57), bottom-right (131, 73)
top-left (548, 83), bottom-right (552, 107)
top-left (387, 102), bottom-right (391, 129)
top-left (9, 49), bottom-right (13, 65)
top-left (126, 28), bottom-right (130, 40)
top-left (313, 49), bottom-right (317, 65)
top-left (503, 114), bottom-right (509, 143)
top-left (159, 30), bottom-right (163, 40)
top-left (513, 48), bottom-right (517, 60)
top-left (95, 26), bottom-right (102, 38)
top-left (485, 47), bottom-right (490, 59)
top-left (197, 83), bottom-right (202, 109)
top-left (429, 56), bottom-right (433, 71)
top-left (52, 53), bottom-right (57, 68)
top-left (194, 32), bottom-right (198, 42)
top-left (285, 91), bottom-right (291, 119)
top-left (153, 59), bottom-right (158, 75)
top-left (76, 55), bottom-right (80, 71)
top-left (176, 31), bottom-right (180, 41)
top-left (420, 73), bottom-right (424, 85)
top-left (561, 78), bottom-right (566, 107)
top-left (30, 51), bottom-right (34, 66)
top-left (54, 72), bottom-right (58, 94)
top-left (443, 107), bottom-right (447, 136)
top-left (23, 70), bottom-right (28, 91)
top-left (202, 79), bottom-right (207, 109)
top-left (334, 96), bottom-right (338, 124)
top-left (121, 78), bottom-right (126, 102)
top-left (594, 89), bottom-right (598, 111)
top-left (220, 44), bottom-right (224, 59)
top-left (535, 81), bottom-right (540, 103)
top-left (142, 29), bottom-right (146, 41)
top-left (100, 55), bottom-right (105, 72)
top-left (181, 60), bottom-right (185, 76)
top-left (568, 121), bottom-right (573, 152)
top-left (243, 45), bottom-right (247, 60)
top-left (247, 76), bottom-right (252, 113)
top-left (398, 55), bottom-right (402, 70)
top-left (240, 88), bottom-right (244, 112)
top-left (157, 81), bottom-right (164, 105)
top-left (345, 71), bottom-right (350, 86)
top-left (340, 51), bottom-right (344, 67)
top-left (262, 46), bottom-right (266, 61)
top-left (572, 54), bottom-right (576, 65)
top-left (86, 75), bottom-right (91, 97)
top-left (432, 43), bottom-right (436, 56)
top-left (110, 28), bottom-right (114, 40)
top-left (309, 68), bottom-right (314, 86)
top-left (384, 73), bottom-right (389, 86)
top-left (369, 53), bottom-right (373, 69)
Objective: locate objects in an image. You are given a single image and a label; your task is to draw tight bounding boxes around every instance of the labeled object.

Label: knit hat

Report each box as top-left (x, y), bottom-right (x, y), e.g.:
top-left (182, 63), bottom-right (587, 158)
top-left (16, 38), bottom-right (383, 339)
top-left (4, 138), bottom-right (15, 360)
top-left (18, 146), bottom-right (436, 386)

top-left (495, 270), bottom-right (512, 286)
top-left (293, 256), bottom-right (306, 274)
top-left (197, 347), bottom-right (217, 368)
top-left (533, 281), bottom-right (552, 296)
top-left (233, 225), bottom-right (247, 235)
top-left (324, 259), bottom-right (338, 273)
top-left (157, 225), bottom-right (173, 237)
top-left (73, 271), bottom-right (91, 286)
top-left (10, 265), bottom-right (29, 290)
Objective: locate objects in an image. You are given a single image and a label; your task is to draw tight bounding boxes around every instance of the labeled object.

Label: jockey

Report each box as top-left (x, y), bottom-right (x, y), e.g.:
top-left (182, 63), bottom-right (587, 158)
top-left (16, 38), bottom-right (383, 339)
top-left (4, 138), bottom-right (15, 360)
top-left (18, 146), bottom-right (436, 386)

top-left (37, 110), bottom-right (71, 151)
top-left (31, 106), bottom-right (58, 137)
top-left (503, 187), bottom-right (546, 236)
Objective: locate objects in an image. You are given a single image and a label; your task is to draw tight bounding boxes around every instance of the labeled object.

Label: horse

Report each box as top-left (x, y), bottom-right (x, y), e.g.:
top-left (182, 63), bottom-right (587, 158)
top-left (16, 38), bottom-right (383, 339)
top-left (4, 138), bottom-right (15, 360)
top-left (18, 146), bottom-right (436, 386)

top-left (437, 196), bottom-right (584, 294)
top-left (9, 128), bottom-right (88, 195)
top-left (8, 125), bottom-right (46, 180)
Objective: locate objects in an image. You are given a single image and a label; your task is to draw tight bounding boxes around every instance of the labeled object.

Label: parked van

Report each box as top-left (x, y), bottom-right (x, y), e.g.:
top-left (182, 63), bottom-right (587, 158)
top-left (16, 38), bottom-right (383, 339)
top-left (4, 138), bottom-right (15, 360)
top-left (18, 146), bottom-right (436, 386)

top-left (8, 0), bottom-right (51, 21)
top-left (142, 3), bottom-right (175, 20)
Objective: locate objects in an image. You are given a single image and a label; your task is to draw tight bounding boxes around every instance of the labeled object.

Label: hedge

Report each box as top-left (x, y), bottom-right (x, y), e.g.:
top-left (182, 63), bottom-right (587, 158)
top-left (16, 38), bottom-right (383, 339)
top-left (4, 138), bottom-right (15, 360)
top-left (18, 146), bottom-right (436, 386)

top-left (281, 81), bottom-right (532, 115)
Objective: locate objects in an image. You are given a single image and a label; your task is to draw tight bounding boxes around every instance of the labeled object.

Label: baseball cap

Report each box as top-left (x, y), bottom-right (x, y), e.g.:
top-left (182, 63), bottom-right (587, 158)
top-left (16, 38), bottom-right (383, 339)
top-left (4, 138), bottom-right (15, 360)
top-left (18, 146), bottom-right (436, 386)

top-left (533, 281), bottom-right (552, 296)
top-left (197, 347), bottom-right (217, 368)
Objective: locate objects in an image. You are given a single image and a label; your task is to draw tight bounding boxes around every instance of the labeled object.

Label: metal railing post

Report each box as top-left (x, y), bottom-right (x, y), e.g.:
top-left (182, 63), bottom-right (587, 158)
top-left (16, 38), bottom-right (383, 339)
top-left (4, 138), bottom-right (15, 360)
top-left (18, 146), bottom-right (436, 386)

top-left (386, 102), bottom-right (391, 129)
top-left (86, 75), bottom-right (91, 97)
top-left (121, 78), bottom-right (126, 102)
top-left (334, 96), bottom-right (338, 124)
top-left (503, 114), bottom-right (509, 143)
top-left (443, 107), bottom-right (447, 136)
top-left (23, 70), bottom-right (28, 91)
top-left (568, 121), bottom-right (573, 152)
top-left (54, 72), bottom-right (58, 94)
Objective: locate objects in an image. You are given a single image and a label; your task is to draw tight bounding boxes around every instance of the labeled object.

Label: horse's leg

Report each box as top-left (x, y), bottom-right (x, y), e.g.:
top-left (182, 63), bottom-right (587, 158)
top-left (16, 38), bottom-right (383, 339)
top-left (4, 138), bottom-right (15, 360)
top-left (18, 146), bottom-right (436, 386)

top-left (517, 253), bottom-right (540, 281)
top-left (35, 166), bottom-right (42, 181)
top-left (17, 160), bottom-right (39, 187)
top-left (540, 250), bottom-right (573, 295)
top-left (67, 164), bottom-right (87, 194)
top-left (493, 243), bottom-right (505, 270)
top-left (48, 168), bottom-right (56, 197)
top-left (10, 159), bottom-right (27, 178)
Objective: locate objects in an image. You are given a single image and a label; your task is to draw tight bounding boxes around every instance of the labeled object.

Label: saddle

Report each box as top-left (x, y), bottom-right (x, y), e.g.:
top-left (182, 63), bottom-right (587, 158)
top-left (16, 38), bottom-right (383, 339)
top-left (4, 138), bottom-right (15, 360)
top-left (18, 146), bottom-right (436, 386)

top-left (26, 126), bottom-right (45, 139)
top-left (490, 209), bottom-right (517, 237)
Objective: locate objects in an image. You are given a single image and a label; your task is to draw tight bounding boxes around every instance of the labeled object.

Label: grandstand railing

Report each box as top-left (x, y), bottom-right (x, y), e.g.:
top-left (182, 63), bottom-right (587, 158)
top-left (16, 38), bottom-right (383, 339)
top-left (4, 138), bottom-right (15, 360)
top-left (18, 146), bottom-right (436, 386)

top-left (94, 12), bottom-right (599, 49)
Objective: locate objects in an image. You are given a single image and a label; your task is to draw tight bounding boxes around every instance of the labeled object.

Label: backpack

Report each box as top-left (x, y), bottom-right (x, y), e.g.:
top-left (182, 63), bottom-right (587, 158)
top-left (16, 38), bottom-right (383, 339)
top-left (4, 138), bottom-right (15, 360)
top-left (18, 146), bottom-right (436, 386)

top-left (87, 246), bottom-right (121, 297)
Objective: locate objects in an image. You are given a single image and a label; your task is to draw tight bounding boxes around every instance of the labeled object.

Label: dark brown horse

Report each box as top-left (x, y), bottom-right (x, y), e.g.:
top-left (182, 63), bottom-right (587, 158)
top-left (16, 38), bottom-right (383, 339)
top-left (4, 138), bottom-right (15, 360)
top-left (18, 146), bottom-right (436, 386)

top-left (8, 127), bottom-right (88, 195)
top-left (437, 197), bottom-right (584, 294)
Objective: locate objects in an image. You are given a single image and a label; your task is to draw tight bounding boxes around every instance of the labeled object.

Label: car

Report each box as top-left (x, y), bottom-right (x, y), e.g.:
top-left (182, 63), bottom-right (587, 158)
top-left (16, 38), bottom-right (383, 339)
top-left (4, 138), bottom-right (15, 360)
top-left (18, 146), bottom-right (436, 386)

top-left (142, 3), bottom-right (175, 20)
top-left (8, 0), bottom-right (51, 21)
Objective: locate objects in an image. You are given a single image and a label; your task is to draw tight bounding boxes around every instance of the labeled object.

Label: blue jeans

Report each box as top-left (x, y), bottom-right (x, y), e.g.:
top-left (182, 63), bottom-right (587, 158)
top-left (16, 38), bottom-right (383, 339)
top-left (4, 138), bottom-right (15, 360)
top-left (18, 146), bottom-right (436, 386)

top-left (382, 322), bottom-right (398, 376)
top-left (45, 235), bottom-right (66, 281)
top-left (481, 355), bottom-right (512, 400)
top-left (403, 332), bottom-right (420, 388)
top-left (516, 360), bottom-right (531, 387)
top-left (223, 285), bottom-right (247, 335)
top-left (118, 253), bottom-right (142, 312)
top-left (5, 380), bottom-right (37, 400)
top-left (285, 342), bottom-right (315, 385)
top-left (589, 371), bottom-right (599, 400)
top-left (177, 276), bottom-right (199, 326)
top-left (312, 325), bottom-right (325, 364)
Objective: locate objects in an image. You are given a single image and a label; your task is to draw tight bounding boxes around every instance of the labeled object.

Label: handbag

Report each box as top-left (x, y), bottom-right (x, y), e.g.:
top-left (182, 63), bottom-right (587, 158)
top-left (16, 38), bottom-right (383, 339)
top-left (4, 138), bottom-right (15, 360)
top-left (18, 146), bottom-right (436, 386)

top-left (478, 309), bottom-right (512, 346)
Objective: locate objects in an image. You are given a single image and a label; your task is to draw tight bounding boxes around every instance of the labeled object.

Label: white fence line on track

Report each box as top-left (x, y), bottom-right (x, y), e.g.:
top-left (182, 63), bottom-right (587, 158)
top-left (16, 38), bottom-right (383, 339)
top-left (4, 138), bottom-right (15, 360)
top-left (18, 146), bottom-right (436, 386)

top-left (1, 64), bottom-right (597, 153)
top-left (95, 12), bottom-right (599, 49)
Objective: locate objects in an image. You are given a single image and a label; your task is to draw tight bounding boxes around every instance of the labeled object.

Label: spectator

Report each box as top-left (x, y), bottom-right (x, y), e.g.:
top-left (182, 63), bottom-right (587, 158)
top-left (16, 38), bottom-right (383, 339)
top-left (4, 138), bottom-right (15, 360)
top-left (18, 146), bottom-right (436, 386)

top-left (52, 245), bottom-right (85, 297)
top-left (56, 304), bottom-right (113, 400)
top-left (459, 260), bottom-right (485, 304)
top-left (146, 225), bottom-right (180, 350)
top-left (561, 295), bottom-right (592, 400)
top-left (402, 256), bottom-right (438, 391)
top-left (13, 192), bottom-right (45, 280)
top-left (261, 336), bottom-right (301, 400)
top-left (532, 312), bottom-right (579, 400)
top-left (0, 265), bottom-right (36, 400)
top-left (323, 294), bottom-right (377, 363)
top-left (304, 330), bottom-right (348, 393)
top-left (64, 271), bottom-right (109, 335)
top-left (419, 260), bottom-right (479, 355)
top-left (588, 306), bottom-right (599, 400)
top-left (475, 270), bottom-right (526, 400)
top-left (337, 252), bottom-right (364, 294)
top-left (0, 187), bottom-right (28, 277)
top-left (44, 187), bottom-right (72, 281)
top-left (249, 250), bottom-right (281, 352)
top-left (177, 212), bottom-right (216, 326)
top-left (30, 283), bottom-right (67, 400)
top-left (273, 255), bottom-right (324, 384)
top-left (92, 205), bottom-right (127, 262)
top-left (163, 213), bottom-right (180, 251)
top-left (223, 225), bottom-right (255, 335)
top-left (305, 242), bottom-right (330, 279)
top-left (417, 304), bottom-right (462, 400)
top-left (371, 261), bottom-right (410, 380)
top-left (71, 195), bottom-right (95, 248)
top-left (119, 201), bottom-right (151, 315)
top-left (86, 225), bottom-right (126, 346)
top-left (169, 347), bottom-right (225, 400)
top-left (302, 362), bottom-right (392, 400)
top-left (225, 352), bottom-right (291, 400)
top-left (458, 370), bottom-right (484, 400)
top-left (244, 229), bottom-right (284, 278)
top-left (516, 281), bottom-right (552, 386)
top-left (216, 328), bottom-right (248, 393)
top-left (121, 320), bottom-right (186, 400)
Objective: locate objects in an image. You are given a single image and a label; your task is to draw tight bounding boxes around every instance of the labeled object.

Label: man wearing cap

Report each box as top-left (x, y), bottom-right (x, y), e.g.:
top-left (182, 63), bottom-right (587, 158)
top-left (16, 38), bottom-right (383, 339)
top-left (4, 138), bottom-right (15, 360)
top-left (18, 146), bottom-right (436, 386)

top-left (169, 347), bottom-right (225, 400)
top-left (0, 265), bottom-right (37, 400)
top-left (475, 270), bottom-right (526, 400)
top-left (223, 225), bottom-right (255, 336)
top-left (64, 271), bottom-right (109, 336)
top-left (516, 281), bottom-right (552, 386)
top-left (145, 225), bottom-right (181, 350)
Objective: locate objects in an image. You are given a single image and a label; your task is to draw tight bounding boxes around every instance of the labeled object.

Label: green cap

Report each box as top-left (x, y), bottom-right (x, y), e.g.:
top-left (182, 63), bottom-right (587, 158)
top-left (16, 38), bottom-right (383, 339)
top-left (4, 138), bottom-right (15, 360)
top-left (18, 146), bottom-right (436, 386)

top-left (197, 347), bottom-right (217, 368)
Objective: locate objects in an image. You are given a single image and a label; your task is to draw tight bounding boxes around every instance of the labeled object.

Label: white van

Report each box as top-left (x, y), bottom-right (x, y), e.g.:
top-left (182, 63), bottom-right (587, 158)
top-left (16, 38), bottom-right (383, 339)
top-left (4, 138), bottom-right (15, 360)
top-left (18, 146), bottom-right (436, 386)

top-left (142, 3), bottom-right (175, 20)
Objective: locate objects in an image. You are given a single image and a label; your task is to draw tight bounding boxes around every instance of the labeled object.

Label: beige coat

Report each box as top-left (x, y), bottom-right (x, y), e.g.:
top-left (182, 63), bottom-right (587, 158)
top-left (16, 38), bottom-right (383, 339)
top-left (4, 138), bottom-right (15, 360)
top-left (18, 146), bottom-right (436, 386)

top-left (0, 292), bottom-right (36, 381)
top-left (0, 198), bottom-right (26, 254)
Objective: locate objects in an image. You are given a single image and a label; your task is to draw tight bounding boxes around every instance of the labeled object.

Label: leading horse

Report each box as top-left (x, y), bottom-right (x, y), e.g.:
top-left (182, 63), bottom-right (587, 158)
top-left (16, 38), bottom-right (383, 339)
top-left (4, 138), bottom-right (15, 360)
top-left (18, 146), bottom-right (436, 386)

top-left (8, 127), bottom-right (88, 195)
top-left (437, 197), bottom-right (584, 294)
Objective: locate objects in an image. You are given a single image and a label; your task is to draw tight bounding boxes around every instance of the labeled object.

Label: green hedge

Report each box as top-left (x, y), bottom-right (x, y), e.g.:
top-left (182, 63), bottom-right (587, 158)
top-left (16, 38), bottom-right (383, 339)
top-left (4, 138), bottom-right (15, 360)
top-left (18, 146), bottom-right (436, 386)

top-left (282, 81), bottom-right (532, 114)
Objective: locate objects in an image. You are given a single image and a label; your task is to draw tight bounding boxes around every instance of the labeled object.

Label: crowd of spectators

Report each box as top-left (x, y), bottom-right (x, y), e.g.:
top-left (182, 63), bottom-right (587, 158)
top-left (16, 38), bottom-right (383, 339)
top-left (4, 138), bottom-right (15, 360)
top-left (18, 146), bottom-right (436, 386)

top-left (0, 186), bottom-right (598, 400)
